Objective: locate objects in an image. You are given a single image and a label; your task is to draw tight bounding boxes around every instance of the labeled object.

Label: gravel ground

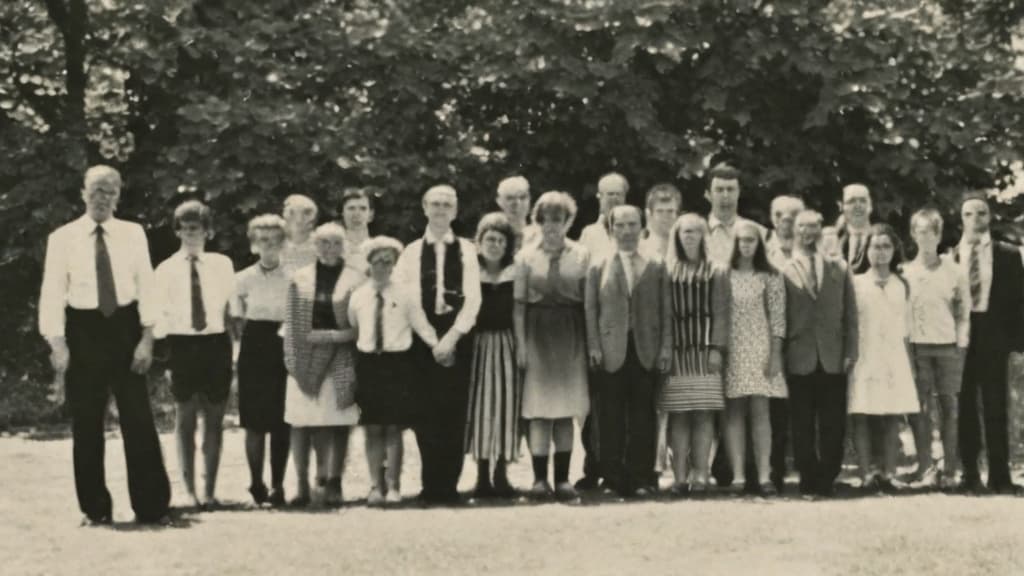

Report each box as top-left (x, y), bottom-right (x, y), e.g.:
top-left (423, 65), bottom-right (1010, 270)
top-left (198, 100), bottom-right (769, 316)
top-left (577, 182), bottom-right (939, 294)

top-left (2, 424), bottom-right (1023, 576)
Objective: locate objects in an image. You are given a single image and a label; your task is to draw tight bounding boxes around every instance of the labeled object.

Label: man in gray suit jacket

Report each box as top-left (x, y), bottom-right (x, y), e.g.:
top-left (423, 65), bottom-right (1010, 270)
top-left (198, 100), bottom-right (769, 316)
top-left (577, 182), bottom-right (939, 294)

top-left (585, 206), bottom-right (672, 497)
top-left (782, 210), bottom-right (858, 497)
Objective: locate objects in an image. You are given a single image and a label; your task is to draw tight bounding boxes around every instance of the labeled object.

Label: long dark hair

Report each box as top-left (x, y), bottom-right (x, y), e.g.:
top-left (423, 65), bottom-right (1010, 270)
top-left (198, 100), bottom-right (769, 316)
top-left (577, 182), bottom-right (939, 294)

top-left (855, 223), bottom-right (910, 293)
top-left (730, 221), bottom-right (775, 274)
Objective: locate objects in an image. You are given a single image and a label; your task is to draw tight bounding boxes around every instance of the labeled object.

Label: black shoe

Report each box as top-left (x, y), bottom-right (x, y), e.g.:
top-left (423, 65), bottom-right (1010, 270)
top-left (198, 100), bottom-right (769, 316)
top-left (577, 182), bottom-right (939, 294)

top-left (959, 475), bottom-right (987, 495)
top-left (817, 484), bottom-right (836, 499)
top-left (472, 482), bottom-right (496, 499)
top-left (81, 514), bottom-right (113, 527)
top-left (268, 488), bottom-right (286, 507)
top-left (989, 482), bottom-right (1023, 496)
top-left (249, 484), bottom-right (269, 505)
top-left (759, 482), bottom-right (778, 498)
top-left (289, 494), bottom-right (311, 508)
top-left (492, 479), bottom-right (517, 499)
top-left (574, 476), bottom-right (601, 491)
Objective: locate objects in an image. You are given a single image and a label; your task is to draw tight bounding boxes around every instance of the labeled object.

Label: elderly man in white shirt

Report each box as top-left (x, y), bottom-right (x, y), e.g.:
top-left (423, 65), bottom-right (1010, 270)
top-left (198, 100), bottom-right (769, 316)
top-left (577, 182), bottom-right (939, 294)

top-left (38, 165), bottom-right (171, 525)
top-left (579, 172), bottom-right (629, 262)
top-left (496, 176), bottom-right (540, 249)
top-left (394, 184), bottom-right (482, 502)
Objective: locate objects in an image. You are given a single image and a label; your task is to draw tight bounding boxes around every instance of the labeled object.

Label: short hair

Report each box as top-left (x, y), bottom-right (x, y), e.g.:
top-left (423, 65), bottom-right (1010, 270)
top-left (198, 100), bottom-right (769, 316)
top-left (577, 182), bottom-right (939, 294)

top-left (246, 214), bottom-right (287, 253)
top-left (340, 187), bottom-right (374, 211)
top-left (475, 212), bottom-right (517, 268)
top-left (312, 222), bottom-right (346, 244)
top-left (424, 184), bottom-right (458, 202)
top-left (795, 209), bottom-right (824, 226)
top-left (83, 165), bottom-right (122, 191)
top-left (283, 194), bottom-right (318, 223)
top-left (770, 195), bottom-right (804, 214)
top-left (707, 162), bottom-right (741, 187)
top-left (531, 191), bottom-right (577, 227)
top-left (173, 200), bottom-right (213, 231)
top-left (598, 172), bottom-right (629, 195)
top-left (607, 204), bottom-right (642, 227)
top-left (910, 207), bottom-right (944, 236)
top-left (645, 183), bottom-right (682, 211)
top-left (842, 183), bottom-right (871, 202)
top-left (959, 190), bottom-right (991, 211)
top-left (363, 236), bottom-right (404, 263)
top-left (496, 176), bottom-right (530, 198)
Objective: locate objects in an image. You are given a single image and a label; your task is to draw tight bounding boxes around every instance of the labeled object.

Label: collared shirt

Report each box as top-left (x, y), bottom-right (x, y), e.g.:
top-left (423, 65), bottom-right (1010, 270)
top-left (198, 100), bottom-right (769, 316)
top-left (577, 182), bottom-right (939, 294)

top-left (347, 282), bottom-right (438, 353)
top-left (903, 256), bottom-right (971, 347)
top-left (579, 216), bottom-right (614, 262)
top-left (639, 231), bottom-right (669, 259)
top-left (957, 232), bottom-right (994, 312)
top-left (707, 214), bottom-right (765, 266)
top-left (791, 250), bottom-right (824, 291)
top-left (153, 250), bottom-right (235, 338)
top-left (618, 251), bottom-right (647, 294)
top-left (38, 215), bottom-right (157, 338)
top-left (844, 226), bottom-right (870, 263)
top-left (230, 262), bottom-right (289, 322)
top-left (765, 231), bottom-right (795, 269)
top-left (515, 240), bottom-right (590, 304)
top-left (393, 229), bottom-right (482, 335)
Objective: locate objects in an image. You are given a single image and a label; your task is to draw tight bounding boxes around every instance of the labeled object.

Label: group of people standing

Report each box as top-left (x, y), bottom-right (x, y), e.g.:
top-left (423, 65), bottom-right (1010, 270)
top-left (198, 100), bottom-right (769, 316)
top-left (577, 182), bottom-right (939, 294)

top-left (39, 162), bottom-right (1023, 525)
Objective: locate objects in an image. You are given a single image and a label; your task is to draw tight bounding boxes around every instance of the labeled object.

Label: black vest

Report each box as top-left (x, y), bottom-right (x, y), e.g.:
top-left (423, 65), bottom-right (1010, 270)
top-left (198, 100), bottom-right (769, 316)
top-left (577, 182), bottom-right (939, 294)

top-left (420, 238), bottom-right (464, 332)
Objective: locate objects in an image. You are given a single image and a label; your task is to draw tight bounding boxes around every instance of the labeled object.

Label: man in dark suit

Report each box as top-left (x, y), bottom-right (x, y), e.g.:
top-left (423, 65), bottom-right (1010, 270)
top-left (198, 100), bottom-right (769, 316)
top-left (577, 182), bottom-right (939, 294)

top-left (953, 192), bottom-right (1024, 495)
top-left (836, 183), bottom-right (872, 270)
top-left (782, 209), bottom-right (858, 497)
top-left (38, 165), bottom-right (171, 525)
top-left (585, 205), bottom-right (672, 497)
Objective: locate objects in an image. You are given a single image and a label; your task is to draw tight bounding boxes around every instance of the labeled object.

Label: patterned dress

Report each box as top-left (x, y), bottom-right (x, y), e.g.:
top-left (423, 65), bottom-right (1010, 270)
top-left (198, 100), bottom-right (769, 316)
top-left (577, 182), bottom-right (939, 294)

top-left (661, 261), bottom-right (727, 412)
top-left (465, 267), bottom-right (521, 460)
top-left (724, 269), bottom-right (787, 399)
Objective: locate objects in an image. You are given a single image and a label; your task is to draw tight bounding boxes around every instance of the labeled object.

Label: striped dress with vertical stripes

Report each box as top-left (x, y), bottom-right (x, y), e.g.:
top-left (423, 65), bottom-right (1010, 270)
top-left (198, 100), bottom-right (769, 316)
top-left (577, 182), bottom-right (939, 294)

top-left (659, 261), bottom-right (726, 412)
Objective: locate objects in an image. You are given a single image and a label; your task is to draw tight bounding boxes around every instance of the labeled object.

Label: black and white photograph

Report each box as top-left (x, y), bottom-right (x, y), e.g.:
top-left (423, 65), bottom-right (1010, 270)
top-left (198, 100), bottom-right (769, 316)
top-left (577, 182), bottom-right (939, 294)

top-left (2, 1), bottom-right (1024, 574)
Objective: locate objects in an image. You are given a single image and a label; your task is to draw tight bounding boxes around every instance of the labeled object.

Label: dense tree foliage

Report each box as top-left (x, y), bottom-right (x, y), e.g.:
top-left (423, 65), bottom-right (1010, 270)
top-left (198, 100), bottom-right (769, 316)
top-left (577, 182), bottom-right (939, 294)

top-left (2, 0), bottom-right (1023, 419)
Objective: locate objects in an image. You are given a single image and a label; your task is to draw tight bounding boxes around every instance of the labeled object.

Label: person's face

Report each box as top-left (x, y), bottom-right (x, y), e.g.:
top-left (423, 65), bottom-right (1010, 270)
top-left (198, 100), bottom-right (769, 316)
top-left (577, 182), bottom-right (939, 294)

top-left (911, 221), bottom-right (940, 254)
top-left (342, 197), bottom-right (373, 230)
top-left (253, 229), bottom-right (285, 262)
top-left (735, 225), bottom-right (760, 260)
top-left (772, 204), bottom-right (800, 238)
top-left (867, 233), bottom-right (894, 269)
top-left (285, 206), bottom-right (316, 234)
top-left (677, 220), bottom-right (704, 254)
top-left (706, 177), bottom-right (739, 215)
top-left (479, 229), bottom-right (508, 265)
top-left (961, 199), bottom-right (991, 236)
top-left (648, 200), bottom-right (679, 236)
top-left (368, 250), bottom-right (396, 285)
top-left (796, 215), bottom-right (822, 249)
top-left (598, 184), bottom-right (627, 216)
top-left (497, 188), bottom-right (531, 223)
top-left (539, 211), bottom-right (569, 244)
top-left (611, 209), bottom-right (642, 252)
top-left (176, 220), bottom-right (209, 251)
top-left (316, 234), bottom-right (345, 264)
top-left (82, 177), bottom-right (120, 222)
top-left (423, 191), bottom-right (457, 228)
top-left (843, 188), bottom-right (872, 225)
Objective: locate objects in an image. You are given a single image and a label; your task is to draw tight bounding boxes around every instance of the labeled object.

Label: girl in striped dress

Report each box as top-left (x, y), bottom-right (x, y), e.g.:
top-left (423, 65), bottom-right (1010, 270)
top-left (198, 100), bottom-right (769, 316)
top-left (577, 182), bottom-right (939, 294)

top-left (660, 213), bottom-right (729, 495)
top-left (465, 213), bottom-right (521, 498)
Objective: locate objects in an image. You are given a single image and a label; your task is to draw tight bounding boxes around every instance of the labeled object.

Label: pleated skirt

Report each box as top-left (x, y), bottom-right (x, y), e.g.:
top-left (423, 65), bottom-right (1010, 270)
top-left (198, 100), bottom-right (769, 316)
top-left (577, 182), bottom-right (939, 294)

top-left (464, 329), bottom-right (521, 460)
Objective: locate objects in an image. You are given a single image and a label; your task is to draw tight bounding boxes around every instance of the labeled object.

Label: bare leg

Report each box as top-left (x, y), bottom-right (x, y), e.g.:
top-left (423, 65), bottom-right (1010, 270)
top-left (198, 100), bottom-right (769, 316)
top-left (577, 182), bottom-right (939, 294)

top-left (201, 400), bottom-right (226, 502)
top-left (290, 427), bottom-right (311, 501)
top-left (692, 411), bottom-right (715, 486)
top-left (364, 425), bottom-right (386, 493)
top-left (749, 396), bottom-right (772, 485)
top-left (724, 397), bottom-right (748, 487)
top-left (385, 426), bottom-right (404, 494)
top-left (175, 399), bottom-right (199, 505)
top-left (668, 413), bottom-right (691, 486)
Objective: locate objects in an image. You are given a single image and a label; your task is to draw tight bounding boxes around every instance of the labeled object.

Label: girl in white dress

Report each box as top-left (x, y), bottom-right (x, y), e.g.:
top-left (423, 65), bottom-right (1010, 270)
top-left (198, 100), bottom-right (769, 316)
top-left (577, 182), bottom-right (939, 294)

top-left (848, 224), bottom-right (919, 492)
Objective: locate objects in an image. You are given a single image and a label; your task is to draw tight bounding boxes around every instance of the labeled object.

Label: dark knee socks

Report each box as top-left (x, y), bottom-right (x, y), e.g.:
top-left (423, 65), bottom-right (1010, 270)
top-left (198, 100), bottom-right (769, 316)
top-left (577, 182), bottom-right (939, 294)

top-left (554, 451), bottom-right (571, 484)
top-left (532, 455), bottom-right (549, 483)
top-left (270, 425), bottom-right (290, 489)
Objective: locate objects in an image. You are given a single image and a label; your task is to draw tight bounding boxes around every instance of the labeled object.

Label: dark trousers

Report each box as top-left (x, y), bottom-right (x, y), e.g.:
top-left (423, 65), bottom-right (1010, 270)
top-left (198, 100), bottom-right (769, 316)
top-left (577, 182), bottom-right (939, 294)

top-left (788, 366), bottom-right (847, 494)
top-left (960, 313), bottom-right (1012, 487)
top-left (580, 379), bottom-right (601, 481)
top-left (598, 340), bottom-right (657, 493)
top-left (65, 304), bottom-right (171, 521)
top-left (413, 338), bottom-right (471, 500)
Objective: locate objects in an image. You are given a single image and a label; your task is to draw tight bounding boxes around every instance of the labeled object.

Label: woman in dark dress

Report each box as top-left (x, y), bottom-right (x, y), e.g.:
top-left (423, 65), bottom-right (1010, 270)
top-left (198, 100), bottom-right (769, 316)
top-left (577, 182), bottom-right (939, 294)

top-left (465, 213), bottom-right (521, 498)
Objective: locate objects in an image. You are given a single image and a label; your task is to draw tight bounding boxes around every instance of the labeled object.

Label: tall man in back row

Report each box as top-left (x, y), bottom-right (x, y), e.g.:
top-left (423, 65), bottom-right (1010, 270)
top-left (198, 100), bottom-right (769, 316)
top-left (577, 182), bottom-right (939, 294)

top-left (38, 165), bottom-right (171, 525)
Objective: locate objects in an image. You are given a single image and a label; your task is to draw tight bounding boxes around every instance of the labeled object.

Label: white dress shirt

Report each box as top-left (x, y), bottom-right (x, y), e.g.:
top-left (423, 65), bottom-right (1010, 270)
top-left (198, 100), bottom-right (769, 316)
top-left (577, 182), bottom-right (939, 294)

top-left (638, 231), bottom-right (669, 259)
top-left (707, 214), bottom-right (765, 266)
top-left (153, 249), bottom-right (236, 338)
top-left (957, 233), bottom-right (994, 313)
top-left (791, 250), bottom-right (824, 291)
top-left (579, 216), bottom-right (614, 262)
top-left (393, 228), bottom-right (482, 335)
top-left (617, 251), bottom-right (647, 295)
top-left (38, 215), bottom-right (156, 338)
top-left (347, 282), bottom-right (439, 353)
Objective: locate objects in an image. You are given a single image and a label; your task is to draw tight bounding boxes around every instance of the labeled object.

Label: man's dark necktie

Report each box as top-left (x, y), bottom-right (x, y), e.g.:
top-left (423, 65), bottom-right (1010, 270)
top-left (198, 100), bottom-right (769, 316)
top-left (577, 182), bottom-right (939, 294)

top-left (189, 255), bottom-right (207, 331)
top-left (95, 225), bottom-right (118, 317)
top-left (374, 289), bottom-right (385, 353)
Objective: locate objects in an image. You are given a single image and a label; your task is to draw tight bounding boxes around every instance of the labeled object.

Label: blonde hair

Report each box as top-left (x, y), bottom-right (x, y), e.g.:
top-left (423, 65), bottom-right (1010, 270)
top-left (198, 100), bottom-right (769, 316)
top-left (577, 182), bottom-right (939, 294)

top-left (83, 165), bottom-right (122, 190)
top-left (531, 191), bottom-right (577, 227)
top-left (283, 194), bottom-right (318, 224)
top-left (312, 222), bottom-right (346, 243)
top-left (246, 214), bottom-right (287, 254)
top-left (664, 212), bottom-right (710, 274)
top-left (363, 236), bottom-right (404, 263)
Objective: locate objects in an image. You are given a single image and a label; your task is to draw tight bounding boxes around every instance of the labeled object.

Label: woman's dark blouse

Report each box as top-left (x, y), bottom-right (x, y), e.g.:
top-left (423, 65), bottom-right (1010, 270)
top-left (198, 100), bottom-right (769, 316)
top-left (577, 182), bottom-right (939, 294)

top-left (476, 280), bottom-right (514, 332)
top-left (312, 261), bottom-right (343, 330)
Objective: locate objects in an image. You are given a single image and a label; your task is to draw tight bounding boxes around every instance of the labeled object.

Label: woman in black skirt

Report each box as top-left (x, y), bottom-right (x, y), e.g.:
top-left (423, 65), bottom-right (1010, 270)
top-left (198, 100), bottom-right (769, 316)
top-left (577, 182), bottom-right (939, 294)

top-left (348, 236), bottom-right (440, 506)
top-left (231, 215), bottom-right (292, 506)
